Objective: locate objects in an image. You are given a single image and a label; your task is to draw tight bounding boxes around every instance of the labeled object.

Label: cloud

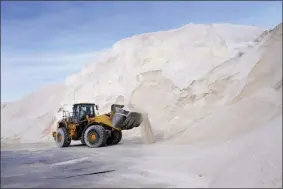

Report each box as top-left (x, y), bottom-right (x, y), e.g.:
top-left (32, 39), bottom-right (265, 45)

top-left (1, 2), bottom-right (117, 102)
top-left (1, 50), bottom-right (102, 102)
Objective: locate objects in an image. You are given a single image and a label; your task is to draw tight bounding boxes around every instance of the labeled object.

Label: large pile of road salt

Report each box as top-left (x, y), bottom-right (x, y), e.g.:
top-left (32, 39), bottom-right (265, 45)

top-left (1, 23), bottom-right (281, 146)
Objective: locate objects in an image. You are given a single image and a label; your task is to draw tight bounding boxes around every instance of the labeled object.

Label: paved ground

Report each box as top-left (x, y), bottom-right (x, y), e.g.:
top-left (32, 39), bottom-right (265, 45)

top-left (1, 140), bottom-right (206, 188)
top-left (2, 133), bottom-right (281, 188)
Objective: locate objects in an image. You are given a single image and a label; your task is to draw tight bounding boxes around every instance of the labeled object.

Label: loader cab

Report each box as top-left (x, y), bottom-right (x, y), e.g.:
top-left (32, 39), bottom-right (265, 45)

top-left (72, 103), bottom-right (98, 123)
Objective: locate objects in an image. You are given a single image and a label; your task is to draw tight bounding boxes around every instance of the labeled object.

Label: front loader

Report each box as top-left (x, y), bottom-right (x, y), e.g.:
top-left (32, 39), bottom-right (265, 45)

top-left (52, 103), bottom-right (143, 148)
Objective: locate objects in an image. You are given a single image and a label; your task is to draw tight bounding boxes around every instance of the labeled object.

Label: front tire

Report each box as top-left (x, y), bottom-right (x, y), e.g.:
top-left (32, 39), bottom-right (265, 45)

top-left (55, 127), bottom-right (71, 148)
top-left (84, 125), bottom-right (108, 148)
top-left (106, 130), bottom-right (122, 145)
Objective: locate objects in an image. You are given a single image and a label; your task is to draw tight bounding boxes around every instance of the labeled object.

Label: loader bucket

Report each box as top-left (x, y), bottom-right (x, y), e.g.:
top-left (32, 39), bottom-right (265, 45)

top-left (111, 104), bottom-right (143, 130)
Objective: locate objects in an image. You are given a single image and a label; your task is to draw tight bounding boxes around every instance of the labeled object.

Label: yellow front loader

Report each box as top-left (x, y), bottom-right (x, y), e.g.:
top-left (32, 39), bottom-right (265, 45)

top-left (52, 103), bottom-right (143, 148)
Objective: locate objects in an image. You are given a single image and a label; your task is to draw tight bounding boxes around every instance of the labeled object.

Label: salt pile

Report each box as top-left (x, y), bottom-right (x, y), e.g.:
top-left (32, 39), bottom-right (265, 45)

top-left (1, 23), bottom-right (281, 148)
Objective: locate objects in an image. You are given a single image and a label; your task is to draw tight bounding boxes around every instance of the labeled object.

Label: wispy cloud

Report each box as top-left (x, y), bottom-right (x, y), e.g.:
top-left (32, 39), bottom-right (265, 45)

top-left (1, 1), bottom-right (282, 102)
top-left (1, 50), bottom-right (100, 101)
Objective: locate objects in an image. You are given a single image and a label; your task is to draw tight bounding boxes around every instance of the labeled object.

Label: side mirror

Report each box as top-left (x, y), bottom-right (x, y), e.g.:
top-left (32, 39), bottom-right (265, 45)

top-left (96, 105), bottom-right (99, 110)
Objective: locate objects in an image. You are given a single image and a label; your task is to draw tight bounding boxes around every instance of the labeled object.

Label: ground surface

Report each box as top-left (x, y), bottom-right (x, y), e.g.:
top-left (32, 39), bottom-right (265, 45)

top-left (1, 118), bottom-right (282, 188)
top-left (1, 140), bottom-right (207, 188)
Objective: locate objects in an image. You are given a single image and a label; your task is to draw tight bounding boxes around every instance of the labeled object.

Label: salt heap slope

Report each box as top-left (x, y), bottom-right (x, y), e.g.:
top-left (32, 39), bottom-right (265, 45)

top-left (60, 23), bottom-right (268, 140)
top-left (0, 23), bottom-right (273, 143)
top-left (1, 84), bottom-right (67, 143)
top-left (162, 23), bottom-right (282, 146)
top-left (138, 24), bottom-right (282, 187)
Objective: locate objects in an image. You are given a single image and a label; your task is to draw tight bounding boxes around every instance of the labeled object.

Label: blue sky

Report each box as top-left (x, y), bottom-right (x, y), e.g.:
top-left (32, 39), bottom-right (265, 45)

top-left (1, 1), bottom-right (282, 102)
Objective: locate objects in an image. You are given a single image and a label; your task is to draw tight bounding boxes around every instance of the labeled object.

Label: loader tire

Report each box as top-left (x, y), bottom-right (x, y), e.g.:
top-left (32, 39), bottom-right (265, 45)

top-left (84, 125), bottom-right (108, 148)
top-left (106, 130), bottom-right (122, 145)
top-left (55, 127), bottom-right (71, 148)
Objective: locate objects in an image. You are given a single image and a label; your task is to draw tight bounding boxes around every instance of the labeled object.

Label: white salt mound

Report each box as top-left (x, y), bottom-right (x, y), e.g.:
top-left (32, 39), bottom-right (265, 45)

top-left (1, 23), bottom-right (279, 143)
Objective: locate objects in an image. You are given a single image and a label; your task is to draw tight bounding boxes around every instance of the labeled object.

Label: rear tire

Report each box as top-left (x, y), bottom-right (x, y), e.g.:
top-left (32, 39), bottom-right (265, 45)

top-left (55, 127), bottom-right (71, 148)
top-left (106, 130), bottom-right (122, 145)
top-left (84, 125), bottom-right (108, 148)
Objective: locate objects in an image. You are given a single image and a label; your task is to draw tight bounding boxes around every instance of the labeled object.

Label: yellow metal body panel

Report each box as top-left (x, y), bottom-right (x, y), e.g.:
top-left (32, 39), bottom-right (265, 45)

top-left (94, 114), bottom-right (112, 126)
top-left (53, 121), bottom-right (79, 139)
top-left (89, 114), bottom-right (120, 130)
top-left (69, 123), bottom-right (78, 139)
